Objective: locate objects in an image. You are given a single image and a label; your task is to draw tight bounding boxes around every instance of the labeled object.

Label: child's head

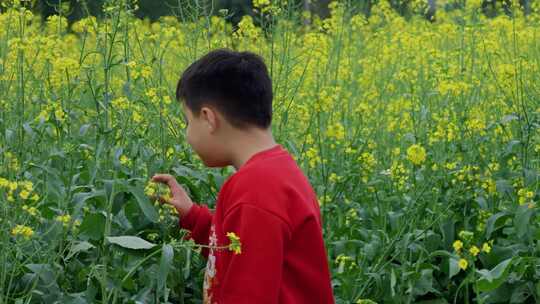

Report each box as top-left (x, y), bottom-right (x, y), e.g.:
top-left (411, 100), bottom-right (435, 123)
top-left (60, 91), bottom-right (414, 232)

top-left (176, 49), bottom-right (273, 167)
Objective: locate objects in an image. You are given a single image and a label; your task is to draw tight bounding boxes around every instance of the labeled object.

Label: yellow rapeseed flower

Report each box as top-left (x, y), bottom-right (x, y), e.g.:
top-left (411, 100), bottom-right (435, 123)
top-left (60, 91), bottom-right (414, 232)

top-left (8, 182), bottom-right (18, 191)
top-left (22, 205), bottom-right (38, 216)
top-left (482, 242), bottom-right (491, 253)
top-left (458, 258), bottom-right (468, 270)
top-left (226, 232), bottom-right (242, 255)
top-left (253, 0), bottom-right (270, 8)
top-left (326, 122), bottom-right (346, 141)
top-left (22, 181), bottom-right (33, 192)
top-left (406, 144), bottom-right (426, 165)
top-left (55, 214), bottom-right (71, 227)
top-left (54, 107), bottom-right (65, 122)
top-left (11, 224), bottom-right (34, 239)
top-left (453, 240), bottom-right (463, 252)
top-left (0, 177), bottom-right (9, 187)
top-left (19, 189), bottom-right (30, 200)
top-left (469, 245), bottom-right (480, 256)
top-left (144, 182), bottom-right (157, 196)
top-left (120, 155), bottom-right (130, 165)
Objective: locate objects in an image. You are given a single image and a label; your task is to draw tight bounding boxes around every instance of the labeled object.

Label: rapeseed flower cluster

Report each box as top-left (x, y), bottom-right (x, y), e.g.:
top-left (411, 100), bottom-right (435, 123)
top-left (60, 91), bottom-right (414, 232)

top-left (452, 230), bottom-right (493, 272)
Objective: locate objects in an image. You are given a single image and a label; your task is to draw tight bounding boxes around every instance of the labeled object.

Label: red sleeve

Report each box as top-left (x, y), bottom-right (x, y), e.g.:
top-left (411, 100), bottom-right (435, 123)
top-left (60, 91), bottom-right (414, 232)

top-left (179, 204), bottom-right (213, 257)
top-left (220, 203), bottom-right (291, 304)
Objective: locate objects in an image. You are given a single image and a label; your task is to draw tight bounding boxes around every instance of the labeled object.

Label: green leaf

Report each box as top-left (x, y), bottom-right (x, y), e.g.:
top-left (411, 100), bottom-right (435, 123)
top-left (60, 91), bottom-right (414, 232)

top-left (79, 124), bottom-right (91, 136)
top-left (495, 179), bottom-right (513, 196)
top-left (72, 190), bottom-right (106, 216)
top-left (79, 213), bottom-right (106, 241)
top-left (503, 140), bottom-right (521, 157)
top-left (26, 264), bottom-right (55, 283)
top-left (390, 269), bottom-right (396, 297)
top-left (514, 205), bottom-right (533, 238)
top-left (66, 241), bottom-right (95, 260)
top-left (106, 236), bottom-right (156, 250)
top-left (172, 165), bottom-right (206, 181)
top-left (439, 218), bottom-right (455, 248)
top-left (501, 114), bottom-right (518, 124)
top-left (157, 244), bottom-right (174, 291)
top-left (23, 122), bottom-right (35, 138)
top-left (485, 212), bottom-right (511, 239)
top-left (127, 185), bottom-right (159, 223)
top-left (413, 269), bottom-right (436, 296)
top-left (416, 300), bottom-right (448, 304)
top-left (184, 247), bottom-right (192, 280)
top-left (449, 258), bottom-right (460, 279)
top-left (475, 196), bottom-right (488, 209)
top-left (476, 258), bottom-right (514, 292)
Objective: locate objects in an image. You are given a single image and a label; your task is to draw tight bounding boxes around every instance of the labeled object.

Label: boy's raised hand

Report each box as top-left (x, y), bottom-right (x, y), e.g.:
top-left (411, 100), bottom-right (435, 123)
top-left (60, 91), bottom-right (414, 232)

top-left (151, 174), bottom-right (194, 217)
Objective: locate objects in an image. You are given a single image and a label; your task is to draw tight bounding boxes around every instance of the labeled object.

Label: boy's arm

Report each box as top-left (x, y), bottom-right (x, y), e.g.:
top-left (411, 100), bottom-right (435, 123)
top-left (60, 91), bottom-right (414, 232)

top-left (220, 203), bottom-right (291, 304)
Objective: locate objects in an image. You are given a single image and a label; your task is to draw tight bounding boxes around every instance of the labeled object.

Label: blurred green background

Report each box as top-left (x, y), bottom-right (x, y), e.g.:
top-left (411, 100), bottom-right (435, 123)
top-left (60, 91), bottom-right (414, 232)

top-left (5, 0), bottom-right (528, 24)
top-left (34, 0), bottom-right (333, 23)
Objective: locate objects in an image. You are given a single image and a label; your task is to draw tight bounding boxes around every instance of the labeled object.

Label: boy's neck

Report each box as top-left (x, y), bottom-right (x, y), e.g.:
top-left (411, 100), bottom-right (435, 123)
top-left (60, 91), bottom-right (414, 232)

top-left (228, 128), bottom-right (277, 171)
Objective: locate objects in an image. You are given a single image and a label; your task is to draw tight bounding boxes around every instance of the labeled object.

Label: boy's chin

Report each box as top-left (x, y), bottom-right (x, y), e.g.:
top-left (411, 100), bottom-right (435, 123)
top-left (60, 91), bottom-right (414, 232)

top-left (199, 156), bottom-right (230, 168)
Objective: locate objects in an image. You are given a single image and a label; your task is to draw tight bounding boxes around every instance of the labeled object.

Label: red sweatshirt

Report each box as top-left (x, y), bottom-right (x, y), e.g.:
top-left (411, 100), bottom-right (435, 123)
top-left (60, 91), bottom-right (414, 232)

top-left (179, 144), bottom-right (335, 304)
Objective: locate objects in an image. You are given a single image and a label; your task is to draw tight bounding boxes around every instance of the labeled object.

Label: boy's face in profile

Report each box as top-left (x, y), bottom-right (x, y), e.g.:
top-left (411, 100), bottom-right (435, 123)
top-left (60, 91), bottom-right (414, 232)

top-left (176, 49), bottom-right (273, 168)
top-left (182, 102), bottom-right (228, 168)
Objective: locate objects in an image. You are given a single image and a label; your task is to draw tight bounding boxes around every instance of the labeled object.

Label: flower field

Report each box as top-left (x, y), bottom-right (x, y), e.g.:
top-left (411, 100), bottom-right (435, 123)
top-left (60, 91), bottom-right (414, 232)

top-left (1, 0), bottom-right (539, 303)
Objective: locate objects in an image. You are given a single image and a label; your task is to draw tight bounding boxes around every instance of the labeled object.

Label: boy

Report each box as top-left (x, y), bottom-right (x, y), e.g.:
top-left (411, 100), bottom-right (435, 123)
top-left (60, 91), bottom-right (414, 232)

top-left (151, 49), bottom-right (334, 303)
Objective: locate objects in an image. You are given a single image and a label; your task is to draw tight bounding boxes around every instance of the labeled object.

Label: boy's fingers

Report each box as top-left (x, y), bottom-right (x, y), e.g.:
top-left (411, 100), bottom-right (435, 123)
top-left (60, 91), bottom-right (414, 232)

top-left (158, 196), bottom-right (171, 204)
top-left (151, 174), bottom-right (184, 196)
top-left (149, 195), bottom-right (171, 204)
top-left (151, 174), bottom-right (172, 183)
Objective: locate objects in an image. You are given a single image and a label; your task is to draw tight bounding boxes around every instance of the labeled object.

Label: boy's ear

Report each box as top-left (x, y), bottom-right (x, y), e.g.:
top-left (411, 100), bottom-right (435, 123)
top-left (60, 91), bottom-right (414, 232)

top-left (200, 106), bottom-right (218, 132)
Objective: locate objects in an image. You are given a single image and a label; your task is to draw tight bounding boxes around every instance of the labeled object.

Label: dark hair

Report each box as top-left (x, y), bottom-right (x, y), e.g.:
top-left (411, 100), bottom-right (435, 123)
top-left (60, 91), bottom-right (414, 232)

top-left (176, 49), bottom-right (273, 129)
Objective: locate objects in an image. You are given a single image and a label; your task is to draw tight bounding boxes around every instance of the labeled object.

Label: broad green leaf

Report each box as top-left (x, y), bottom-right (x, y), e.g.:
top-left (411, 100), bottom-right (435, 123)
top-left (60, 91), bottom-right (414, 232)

top-left (485, 212), bottom-right (511, 239)
top-left (23, 122), bottom-right (35, 138)
top-left (495, 179), bottom-right (513, 196)
top-left (66, 241), bottom-right (95, 260)
top-left (417, 300), bottom-right (448, 304)
top-left (476, 258), bottom-right (514, 292)
top-left (172, 165), bottom-right (206, 181)
top-left (501, 114), bottom-right (518, 124)
top-left (106, 236), bottom-right (156, 250)
top-left (72, 190), bottom-right (106, 216)
top-left (448, 258), bottom-right (460, 279)
top-left (79, 124), bottom-right (91, 136)
top-left (63, 292), bottom-right (89, 304)
top-left (26, 264), bottom-right (55, 283)
top-left (158, 244), bottom-right (174, 291)
top-left (79, 213), bottom-right (106, 241)
top-left (127, 185), bottom-right (159, 223)
top-left (475, 196), bottom-right (488, 209)
top-left (503, 140), bottom-right (521, 156)
top-left (439, 219), bottom-right (455, 248)
top-left (425, 231), bottom-right (441, 252)
top-left (413, 269), bottom-right (435, 296)
top-left (514, 206), bottom-right (533, 238)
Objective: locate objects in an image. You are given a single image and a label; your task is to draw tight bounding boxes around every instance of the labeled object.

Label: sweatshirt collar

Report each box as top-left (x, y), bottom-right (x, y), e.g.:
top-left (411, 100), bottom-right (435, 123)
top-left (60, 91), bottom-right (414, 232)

top-left (242, 144), bottom-right (283, 168)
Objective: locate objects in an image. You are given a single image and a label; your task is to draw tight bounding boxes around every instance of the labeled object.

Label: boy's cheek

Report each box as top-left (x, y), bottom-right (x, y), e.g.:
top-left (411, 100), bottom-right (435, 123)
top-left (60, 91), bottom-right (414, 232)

top-left (186, 127), bottom-right (203, 154)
